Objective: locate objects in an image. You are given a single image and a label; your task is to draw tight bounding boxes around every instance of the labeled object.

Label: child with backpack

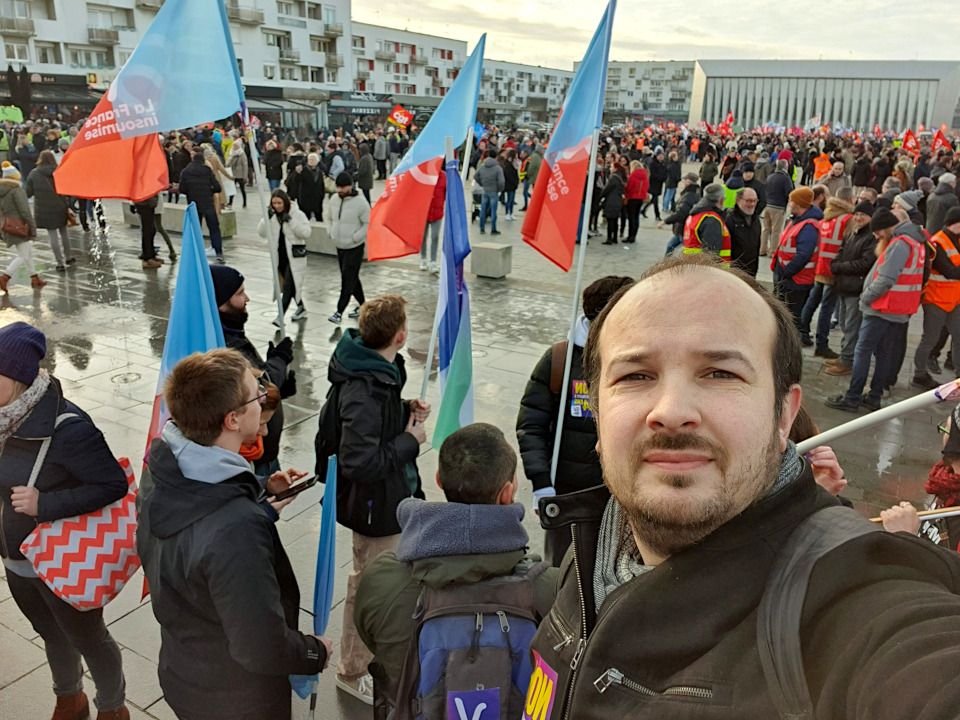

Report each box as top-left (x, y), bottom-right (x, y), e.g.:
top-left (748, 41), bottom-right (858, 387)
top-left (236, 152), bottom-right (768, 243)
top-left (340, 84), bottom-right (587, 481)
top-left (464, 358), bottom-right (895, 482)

top-left (354, 423), bottom-right (558, 719)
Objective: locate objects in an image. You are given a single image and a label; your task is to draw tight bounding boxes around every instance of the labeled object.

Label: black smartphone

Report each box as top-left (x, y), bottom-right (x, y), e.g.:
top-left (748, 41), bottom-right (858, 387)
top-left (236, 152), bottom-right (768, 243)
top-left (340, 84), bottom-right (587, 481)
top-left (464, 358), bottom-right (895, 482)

top-left (271, 474), bottom-right (318, 501)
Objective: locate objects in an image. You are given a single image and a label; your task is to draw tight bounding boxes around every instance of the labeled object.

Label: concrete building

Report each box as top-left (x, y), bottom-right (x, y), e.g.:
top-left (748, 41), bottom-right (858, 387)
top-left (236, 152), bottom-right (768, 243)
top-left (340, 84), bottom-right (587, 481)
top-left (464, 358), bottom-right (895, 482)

top-left (597, 60), bottom-right (695, 124)
top-left (689, 60), bottom-right (960, 131)
top-left (477, 59), bottom-right (573, 125)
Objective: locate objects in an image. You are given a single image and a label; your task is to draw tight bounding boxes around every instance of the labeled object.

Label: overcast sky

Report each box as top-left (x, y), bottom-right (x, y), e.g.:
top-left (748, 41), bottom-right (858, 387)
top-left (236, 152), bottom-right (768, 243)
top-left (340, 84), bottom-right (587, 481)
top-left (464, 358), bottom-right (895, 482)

top-left (353, 0), bottom-right (960, 70)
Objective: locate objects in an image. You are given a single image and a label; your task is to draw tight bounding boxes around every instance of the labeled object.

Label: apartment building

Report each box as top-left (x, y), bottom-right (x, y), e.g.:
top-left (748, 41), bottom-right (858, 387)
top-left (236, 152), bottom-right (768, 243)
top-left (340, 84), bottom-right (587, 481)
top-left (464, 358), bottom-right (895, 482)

top-left (576, 59), bottom-right (695, 124)
top-left (478, 59), bottom-right (574, 125)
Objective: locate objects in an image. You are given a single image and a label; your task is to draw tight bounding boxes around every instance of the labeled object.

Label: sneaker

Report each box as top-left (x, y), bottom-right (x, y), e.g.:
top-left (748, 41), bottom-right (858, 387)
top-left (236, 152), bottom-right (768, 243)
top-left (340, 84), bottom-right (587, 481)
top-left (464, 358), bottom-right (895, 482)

top-left (215, 254), bottom-right (225, 264)
top-left (479, 229), bottom-right (486, 234)
top-left (336, 673), bottom-right (374, 706)
top-left (66, 257), bottom-right (77, 266)
top-left (860, 394), bottom-right (882, 412)
top-left (814, 347), bottom-right (839, 359)
top-left (291, 305), bottom-right (307, 321)
top-left (929, 359), bottom-right (942, 374)
top-left (911, 373), bottom-right (940, 390)
top-left (491, 230), bottom-right (501, 236)
top-left (328, 311), bottom-right (342, 325)
top-left (430, 262), bottom-right (438, 274)
top-left (272, 313), bottom-right (284, 328)
top-left (800, 336), bottom-right (814, 348)
top-left (205, 248), bottom-right (216, 257)
top-left (825, 395), bottom-right (860, 413)
top-left (56, 264), bottom-right (66, 272)
top-left (141, 258), bottom-right (162, 269)
top-left (419, 258), bottom-right (428, 271)
top-left (825, 363), bottom-right (852, 376)
top-left (348, 305), bottom-right (361, 319)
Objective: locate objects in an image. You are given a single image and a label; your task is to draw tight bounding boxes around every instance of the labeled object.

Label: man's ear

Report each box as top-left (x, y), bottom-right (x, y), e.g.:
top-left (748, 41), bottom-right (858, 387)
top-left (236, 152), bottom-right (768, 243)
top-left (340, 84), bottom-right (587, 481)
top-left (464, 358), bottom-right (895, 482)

top-left (497, 474), bottom-right (518, 506)
top-left (223, 409), bottom-right (241, 434)
top-left (778, 385), bottom-right (803, 452)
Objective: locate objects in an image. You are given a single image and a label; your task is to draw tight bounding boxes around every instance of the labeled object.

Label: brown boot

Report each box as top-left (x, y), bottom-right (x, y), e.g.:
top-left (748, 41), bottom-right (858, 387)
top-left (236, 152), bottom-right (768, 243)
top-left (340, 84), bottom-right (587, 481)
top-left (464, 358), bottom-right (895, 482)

top-left (51, 691), bottom-right (89, 720)
top-left (826, 363), bottom-right (852, 376)
top-left (95, 706), bottom-right (130, 720)
top-left (0, 273), bottom-right (9, 293)
top-left (31, 274), bottom-right (47, 288)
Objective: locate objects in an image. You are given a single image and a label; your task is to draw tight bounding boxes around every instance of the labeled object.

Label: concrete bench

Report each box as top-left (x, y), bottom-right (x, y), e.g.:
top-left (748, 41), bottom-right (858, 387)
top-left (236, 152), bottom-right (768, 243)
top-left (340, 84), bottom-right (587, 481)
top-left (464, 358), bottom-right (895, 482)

top-left (470, 242), bottom-right (512, 279)
top-left (121, 201), bottom-right (237, 238)
top-left (305, 222), bottom-right (337, 255)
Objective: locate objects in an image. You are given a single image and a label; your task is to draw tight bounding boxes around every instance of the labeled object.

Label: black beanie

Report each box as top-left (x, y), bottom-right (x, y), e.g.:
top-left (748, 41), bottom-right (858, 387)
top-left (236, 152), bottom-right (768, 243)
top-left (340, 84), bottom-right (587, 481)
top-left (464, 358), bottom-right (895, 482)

top-left (336, 172), bottom-right (353, 187)
top-left (853, 201), bottom-right (875, 217)
top-left (209, 265), bottom-right (244, 308)
top-left (945, 206), bottom-right (960, 228)
top-left (869, 207), bottom-right (899, 232)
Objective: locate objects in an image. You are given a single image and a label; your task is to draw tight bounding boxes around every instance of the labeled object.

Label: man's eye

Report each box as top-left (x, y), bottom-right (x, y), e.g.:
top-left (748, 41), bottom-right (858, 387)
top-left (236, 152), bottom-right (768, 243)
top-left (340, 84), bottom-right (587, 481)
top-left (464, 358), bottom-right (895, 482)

top-left (708, 370), bottom-right (739, 380)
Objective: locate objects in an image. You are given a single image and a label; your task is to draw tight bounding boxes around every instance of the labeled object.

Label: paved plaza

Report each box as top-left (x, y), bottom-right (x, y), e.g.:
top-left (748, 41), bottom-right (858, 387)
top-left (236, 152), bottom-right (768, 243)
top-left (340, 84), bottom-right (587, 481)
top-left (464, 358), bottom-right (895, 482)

top-left (0, 178), bottom-right (949, 719)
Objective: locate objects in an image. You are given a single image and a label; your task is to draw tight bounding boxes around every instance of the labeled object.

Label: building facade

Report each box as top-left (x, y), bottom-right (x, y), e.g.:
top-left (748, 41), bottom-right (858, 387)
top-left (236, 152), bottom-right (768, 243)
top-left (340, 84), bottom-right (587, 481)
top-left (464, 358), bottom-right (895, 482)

top-left (598, 60), bottom-right (695, 124)
top-left (689, 60), bottom-right (960, 131)
top-left (476, 59), bottom-right (573, 125)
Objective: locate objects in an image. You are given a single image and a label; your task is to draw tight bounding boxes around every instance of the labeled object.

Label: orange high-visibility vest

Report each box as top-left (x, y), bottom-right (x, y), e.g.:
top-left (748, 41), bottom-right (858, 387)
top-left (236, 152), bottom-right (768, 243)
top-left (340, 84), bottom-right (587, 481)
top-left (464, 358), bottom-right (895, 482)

top-left (773, 218), bottom-right (821, 285)
top-left (870, 235), bottom-right (925, 315)
top-left (683, 210), bottom-right (731, 267)
top-left (813, 153), bottom-right (832, 180)
top-left (815, 214), bottom-right (851, 278)
top-left (922, 231), bottom-right (960, 312)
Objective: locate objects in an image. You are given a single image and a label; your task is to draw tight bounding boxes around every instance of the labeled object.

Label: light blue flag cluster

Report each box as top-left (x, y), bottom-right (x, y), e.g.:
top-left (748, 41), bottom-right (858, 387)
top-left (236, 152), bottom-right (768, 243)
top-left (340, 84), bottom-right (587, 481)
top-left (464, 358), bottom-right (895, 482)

top-left (433, 159), bottom-right (474, 449)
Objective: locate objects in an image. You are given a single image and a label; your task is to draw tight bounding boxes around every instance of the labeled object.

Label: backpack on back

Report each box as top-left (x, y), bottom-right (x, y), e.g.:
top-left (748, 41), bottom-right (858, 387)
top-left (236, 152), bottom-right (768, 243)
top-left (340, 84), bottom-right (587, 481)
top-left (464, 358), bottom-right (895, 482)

top-left (393, 559), bottom-right (548, 720)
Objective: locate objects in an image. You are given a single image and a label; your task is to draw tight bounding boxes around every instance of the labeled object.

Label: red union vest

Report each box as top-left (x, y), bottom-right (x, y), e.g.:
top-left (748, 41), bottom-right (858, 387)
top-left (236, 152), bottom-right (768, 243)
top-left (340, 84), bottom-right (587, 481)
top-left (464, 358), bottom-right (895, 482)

top-left (772, 218), bottom-right (820, 285)
top-left (683, 210), bottom-right (731, 267)
top-left (814, 214), bottom-right (850, 278)
top-left (922, 230), bottom-right (960, 312)
top-left (870, 234), bottom-right (925, 315)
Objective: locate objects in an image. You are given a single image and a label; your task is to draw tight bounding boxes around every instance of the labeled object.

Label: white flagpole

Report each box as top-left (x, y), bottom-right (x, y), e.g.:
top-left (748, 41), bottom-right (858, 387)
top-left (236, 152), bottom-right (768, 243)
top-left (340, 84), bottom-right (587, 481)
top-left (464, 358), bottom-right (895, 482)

top-left (549, 128), bottom-right (601, 484)
top-left (419, 130), bottom-right (472, 402)
top-left (796, 379), bottom-right (960, 455)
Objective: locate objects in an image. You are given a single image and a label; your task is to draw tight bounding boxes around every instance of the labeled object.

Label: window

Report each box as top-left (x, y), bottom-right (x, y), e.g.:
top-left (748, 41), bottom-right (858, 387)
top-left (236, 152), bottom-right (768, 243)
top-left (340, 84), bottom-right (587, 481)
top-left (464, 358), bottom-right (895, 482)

top-left (352, 35), bottom-right (365, 49)
top-left (87, 8), bottom-right (114, 28)
top-left (4, 42), bottom-right (27, 61)
top-left (323, 6), bottom-right (336, 23)
top-left (325, 68), bottom-right (337, 83)
top-left (280, 66), bottom-right (296, 80)
top-left (264, 32), bottom-right (281, 47)
top-left (310, 66), bottom-right (323, 82)
top-left (382, 62), bottom-right (391, 72)
top-left (310, 36), bottom-right (329, 52)
top-left (263, 64), bottom-right (276, 80)
top-left (69, 48), bottom-right (111, 68)
top-left (432, 48), bottom-right (453, 60)
top-left (237, 58), bottom-right (244, 77)
top-left (277, 1), bottom-right (293, 15)
top-left (35, 42), bottom-right (61, 65)
top-left (118, 48), bottom-right (133, 66)
top-left (1, 0), bottom-right (29, 18)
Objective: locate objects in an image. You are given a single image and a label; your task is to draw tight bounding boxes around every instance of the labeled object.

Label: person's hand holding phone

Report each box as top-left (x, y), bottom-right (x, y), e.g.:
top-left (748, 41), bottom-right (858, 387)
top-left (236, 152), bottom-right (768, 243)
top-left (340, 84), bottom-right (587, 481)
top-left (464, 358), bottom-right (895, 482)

top-left (266, 468), bottom-right (307, 497)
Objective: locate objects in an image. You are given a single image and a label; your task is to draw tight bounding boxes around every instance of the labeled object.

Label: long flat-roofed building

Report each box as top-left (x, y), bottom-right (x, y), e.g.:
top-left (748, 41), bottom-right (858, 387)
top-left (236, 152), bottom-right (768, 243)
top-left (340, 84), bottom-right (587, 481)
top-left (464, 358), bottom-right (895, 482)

top-left (689, 60), bottom-right (960, 131)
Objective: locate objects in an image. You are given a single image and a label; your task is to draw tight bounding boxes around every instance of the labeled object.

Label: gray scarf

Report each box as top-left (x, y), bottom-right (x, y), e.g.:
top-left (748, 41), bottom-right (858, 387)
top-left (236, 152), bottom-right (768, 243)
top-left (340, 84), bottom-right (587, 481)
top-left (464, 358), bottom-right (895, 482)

top-left (593, 442), bottom-right (804, 610)
top-left (0, 370), bottom-right (51, 445)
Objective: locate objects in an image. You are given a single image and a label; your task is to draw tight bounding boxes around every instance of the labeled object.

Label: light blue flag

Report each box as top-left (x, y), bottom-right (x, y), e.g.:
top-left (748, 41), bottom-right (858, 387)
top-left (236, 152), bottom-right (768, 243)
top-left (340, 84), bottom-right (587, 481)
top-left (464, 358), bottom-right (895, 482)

top-left (290, 457), bottom-right (339, 702)
top-left (144, 203), bottom-right (225, 459)
top-left (433, 159), bottom-right (474, 449)
top-left (474, 121), bottom-right (487, 143)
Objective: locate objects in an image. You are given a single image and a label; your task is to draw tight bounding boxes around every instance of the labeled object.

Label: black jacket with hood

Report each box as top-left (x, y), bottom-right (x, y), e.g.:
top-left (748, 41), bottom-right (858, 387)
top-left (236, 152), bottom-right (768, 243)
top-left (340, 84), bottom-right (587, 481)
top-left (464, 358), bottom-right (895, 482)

top-left (137, 427), bottom-right (325, 719)
top-left (319, 329), bottom-right (422, 537)
top-left (831, 224), bottom-right (879, 297)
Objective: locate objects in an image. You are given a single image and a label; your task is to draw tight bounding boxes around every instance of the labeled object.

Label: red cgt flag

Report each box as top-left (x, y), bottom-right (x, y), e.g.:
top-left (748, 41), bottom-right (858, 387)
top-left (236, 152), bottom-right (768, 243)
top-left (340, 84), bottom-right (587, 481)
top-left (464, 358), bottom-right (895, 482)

top-left (903, 128), bottom-right (919, 156)
top-left (933, 129), bottom-right (952, 155)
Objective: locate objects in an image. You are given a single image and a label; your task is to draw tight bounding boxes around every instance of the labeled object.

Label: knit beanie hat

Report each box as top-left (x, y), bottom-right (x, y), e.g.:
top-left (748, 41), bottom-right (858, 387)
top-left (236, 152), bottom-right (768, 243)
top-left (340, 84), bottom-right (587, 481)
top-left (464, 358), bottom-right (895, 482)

top-left (945, 207), bottom-right (960, 228)
top-left (0, 322), bottom-right (46, 384)
top-left (336, 172), bottom-right (354, 187)
top-left (741, 161), bottom-right (755, 173)
top-left (1, 161), bottom-right (20, 180)
top-left (893, 190), bottom-right (922, 211)
top-left (209, 265), bottom-right (244, 308)
top-left (870, 207), bottom-right (900, 232)
top-left (789, 187), bottom-right (814, 210)
top-left (853, 201), bottom-right (875, 217)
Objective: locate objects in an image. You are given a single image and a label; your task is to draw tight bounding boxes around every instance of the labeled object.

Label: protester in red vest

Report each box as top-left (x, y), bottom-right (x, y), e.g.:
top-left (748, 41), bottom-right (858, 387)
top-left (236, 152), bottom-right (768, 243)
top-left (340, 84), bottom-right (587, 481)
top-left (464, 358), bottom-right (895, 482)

top-left (772, 187), bottom-right (823, 329)
top-left (827, 207), bottom-right (926, 413)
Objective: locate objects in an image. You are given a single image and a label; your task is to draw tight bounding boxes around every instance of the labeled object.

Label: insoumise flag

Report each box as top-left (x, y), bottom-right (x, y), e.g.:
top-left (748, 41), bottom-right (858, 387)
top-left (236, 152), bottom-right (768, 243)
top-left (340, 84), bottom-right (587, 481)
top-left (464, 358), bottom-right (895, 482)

top-left (433, 158), bottom-right (474, 449)
top-left (520, 1), bottom-right (615, 271)
top-left (367, 35), bottom-right (485, 261)
top-left (55, 0), bottom-right (244, 201)
top-left (144, 203), bottom-right (225, 462)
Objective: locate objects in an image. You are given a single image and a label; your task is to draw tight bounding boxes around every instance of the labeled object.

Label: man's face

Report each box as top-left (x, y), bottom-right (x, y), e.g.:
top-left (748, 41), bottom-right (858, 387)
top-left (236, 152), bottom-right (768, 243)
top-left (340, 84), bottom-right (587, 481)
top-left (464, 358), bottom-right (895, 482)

top-left (337, 184), bottom-right (352, 198)
top-left (737, 190), bottom-right (758, 216)
top-left (594, 270), bottom-right (798, 558)
top-left (219, 284), bottom-right (250, 326)
top-left (852, 211), bottom-right (871, 229)
top-left (831, 162), bottom-right (844, 177)
top-left (742, 170), bottom-right (755, 182)
top-left (858, 191), bottom-right (874, 204)
top-left (235, 371), bottom-right (264, 444)
top-left (947, 222), bottom-right (960, 235)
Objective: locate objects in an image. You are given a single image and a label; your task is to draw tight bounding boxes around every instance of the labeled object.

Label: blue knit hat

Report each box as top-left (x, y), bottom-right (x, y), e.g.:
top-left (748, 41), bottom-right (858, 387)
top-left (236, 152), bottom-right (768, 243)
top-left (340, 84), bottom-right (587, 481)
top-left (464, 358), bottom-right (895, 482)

top-left (0, 321), bottom-right (46, 384)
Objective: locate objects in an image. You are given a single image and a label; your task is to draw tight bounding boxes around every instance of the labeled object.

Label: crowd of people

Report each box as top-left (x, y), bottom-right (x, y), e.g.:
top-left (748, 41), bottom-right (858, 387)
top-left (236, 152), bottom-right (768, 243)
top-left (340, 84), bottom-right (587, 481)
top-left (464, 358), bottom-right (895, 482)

top-left (9, 109), bottom-right (960, 720)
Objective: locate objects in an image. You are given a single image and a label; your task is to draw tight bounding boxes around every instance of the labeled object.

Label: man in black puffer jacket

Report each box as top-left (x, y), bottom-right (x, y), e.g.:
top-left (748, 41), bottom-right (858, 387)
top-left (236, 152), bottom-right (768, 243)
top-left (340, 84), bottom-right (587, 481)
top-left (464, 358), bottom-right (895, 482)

top-left (517, 276), bottom-right (633, 566)
top-left (137, 349), bottom-right (331, 720)
top-left (660, 173), bottom-right (700, 255)
top-left (178, 147), bottom-right (223, 262)
top-left (828, 202), bottom-right (877, 375)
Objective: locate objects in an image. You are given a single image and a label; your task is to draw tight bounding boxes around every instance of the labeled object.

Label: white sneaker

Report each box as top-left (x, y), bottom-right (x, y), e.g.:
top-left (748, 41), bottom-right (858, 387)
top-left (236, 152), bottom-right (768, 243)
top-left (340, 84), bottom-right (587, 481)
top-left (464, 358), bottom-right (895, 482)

top-left (272, 313), bottom-right (284, 328)
top-left (205, 248), bottom-right (215, 257)
top-left (336, 673), bottom-right (373, 705)
top-left (291, 305), bottom-right (307, 321)
top-left (419, 258), bottom-right (428, 271)
top-left (430, 262), bottom-right (438, 274)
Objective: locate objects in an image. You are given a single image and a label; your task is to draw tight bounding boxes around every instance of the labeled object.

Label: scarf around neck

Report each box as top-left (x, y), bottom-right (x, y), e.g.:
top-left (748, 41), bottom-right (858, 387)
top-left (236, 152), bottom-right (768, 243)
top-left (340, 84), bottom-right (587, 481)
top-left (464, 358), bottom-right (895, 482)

top-left (593, 442), bottom-right (804, 610)
top-left (0, 370), bottom-right (52, 445)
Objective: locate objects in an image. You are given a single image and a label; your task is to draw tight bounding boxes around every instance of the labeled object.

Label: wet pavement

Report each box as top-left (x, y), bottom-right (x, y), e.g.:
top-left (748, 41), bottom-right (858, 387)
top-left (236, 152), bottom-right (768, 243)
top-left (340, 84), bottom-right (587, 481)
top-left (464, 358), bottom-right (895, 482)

top-left (0, 175), bottom-right (950, 719)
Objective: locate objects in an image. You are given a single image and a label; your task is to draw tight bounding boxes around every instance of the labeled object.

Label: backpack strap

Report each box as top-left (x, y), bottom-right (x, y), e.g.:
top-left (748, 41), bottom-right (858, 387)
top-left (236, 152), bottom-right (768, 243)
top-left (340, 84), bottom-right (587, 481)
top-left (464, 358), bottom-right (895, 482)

top-left (26, 413), bottom-right (78, 490)
top-left (549, 341), bottom-right (568, 396)
top-left (756, 505), bottom-right (881, 720)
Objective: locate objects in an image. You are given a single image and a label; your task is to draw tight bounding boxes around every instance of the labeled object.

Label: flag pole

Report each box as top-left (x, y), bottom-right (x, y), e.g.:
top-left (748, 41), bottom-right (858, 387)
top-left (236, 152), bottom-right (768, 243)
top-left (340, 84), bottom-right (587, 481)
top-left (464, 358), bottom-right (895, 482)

top-left (549, 127), bottom-right (601, 484)
top-left (419, 135), bottom-right (458, 402)
top-left (242, 118), bottom-right (287, 340)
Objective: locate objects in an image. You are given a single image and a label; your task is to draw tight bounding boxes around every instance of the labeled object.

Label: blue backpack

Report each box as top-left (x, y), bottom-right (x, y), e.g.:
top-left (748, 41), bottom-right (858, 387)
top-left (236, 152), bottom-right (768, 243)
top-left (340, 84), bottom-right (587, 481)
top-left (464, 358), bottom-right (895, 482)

top-left (393, 558), bottom-right (548, 720)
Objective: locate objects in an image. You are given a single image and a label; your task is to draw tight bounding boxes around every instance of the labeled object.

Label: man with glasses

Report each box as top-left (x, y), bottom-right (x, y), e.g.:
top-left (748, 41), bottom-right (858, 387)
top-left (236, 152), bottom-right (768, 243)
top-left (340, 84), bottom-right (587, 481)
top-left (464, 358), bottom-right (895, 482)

top-left (856, 187), bottom-right (878, 213)
top-left (138, 348), bottom-right (333, 720)
top-left (725, 187), bottom-right (762, 277)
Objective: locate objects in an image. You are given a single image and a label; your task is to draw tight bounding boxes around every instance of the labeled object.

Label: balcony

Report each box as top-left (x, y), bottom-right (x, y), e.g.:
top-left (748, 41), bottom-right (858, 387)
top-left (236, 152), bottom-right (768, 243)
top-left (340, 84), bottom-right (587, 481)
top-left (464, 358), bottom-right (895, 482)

top-left (0, 17), bottom-right (35, 36)
top-left (375, 49), bottom-right (395, 61)
top-left (357, 69), bottom-right (370, 79)
top-left (135, 0), bottom-right (164, 9)
top-left (323, 22), bottom-right (343, 37)
top-left (87, 27), bottom-right (120, 45)
top-left (279, 48), bottom-right (300, 63)
top-left (410, 53), bottom-right (427, 65)
top-left (325, 53), bottom-right (343, 68)
top-left (481, 72), bottom-right (492, 81)
top-left (225, 3), bottom-right (264, 24)
top-left (431, 76), bottom-right (442, 87)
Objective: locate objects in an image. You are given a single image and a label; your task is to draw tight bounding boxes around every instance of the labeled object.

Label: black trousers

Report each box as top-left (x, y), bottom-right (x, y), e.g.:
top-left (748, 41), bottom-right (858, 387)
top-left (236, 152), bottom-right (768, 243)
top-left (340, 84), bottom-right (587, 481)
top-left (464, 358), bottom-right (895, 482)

top-left (280, 268), bottom-right (301, 313)
top-left (140, 205), bottom-right (157, 260)
top-left (776, 282), bottom-right (812, 331)
top-left (376, 158), bottom-right (387, 179)
top-left (336, 245), bottom-right (366, 314)
top-left (626, 198), bottom-right (642, 241)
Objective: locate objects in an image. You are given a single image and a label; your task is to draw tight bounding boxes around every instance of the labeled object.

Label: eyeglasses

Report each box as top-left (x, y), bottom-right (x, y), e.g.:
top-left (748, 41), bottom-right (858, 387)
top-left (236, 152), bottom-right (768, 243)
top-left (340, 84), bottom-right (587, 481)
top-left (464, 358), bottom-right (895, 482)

top-left (235, 382), bottom-right (267, 412)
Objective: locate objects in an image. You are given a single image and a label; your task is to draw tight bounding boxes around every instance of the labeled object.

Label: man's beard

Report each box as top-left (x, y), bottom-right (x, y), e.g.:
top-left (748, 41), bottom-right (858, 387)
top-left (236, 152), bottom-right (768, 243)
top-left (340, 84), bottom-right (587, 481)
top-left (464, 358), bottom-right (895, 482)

top-left (219, 305), bottom-right (247, 330)
top-left (603, 428), bottom-right (782, 559)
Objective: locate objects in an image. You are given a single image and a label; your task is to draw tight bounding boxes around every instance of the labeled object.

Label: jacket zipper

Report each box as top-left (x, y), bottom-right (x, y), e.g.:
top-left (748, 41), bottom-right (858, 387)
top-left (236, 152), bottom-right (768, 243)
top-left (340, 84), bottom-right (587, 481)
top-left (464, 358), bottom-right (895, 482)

top-left (593, 668), bottom-right (713, 700)
top-left (550, 609), bottom-right (574, 651)
top-left (562, 524), bottom-right (588, 720)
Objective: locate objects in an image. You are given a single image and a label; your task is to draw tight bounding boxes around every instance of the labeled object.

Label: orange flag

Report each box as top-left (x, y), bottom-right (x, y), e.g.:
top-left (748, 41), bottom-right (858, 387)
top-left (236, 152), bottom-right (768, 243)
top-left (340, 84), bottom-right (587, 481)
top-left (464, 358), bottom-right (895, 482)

top-left (55, 132), bottom-right (168, 202)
